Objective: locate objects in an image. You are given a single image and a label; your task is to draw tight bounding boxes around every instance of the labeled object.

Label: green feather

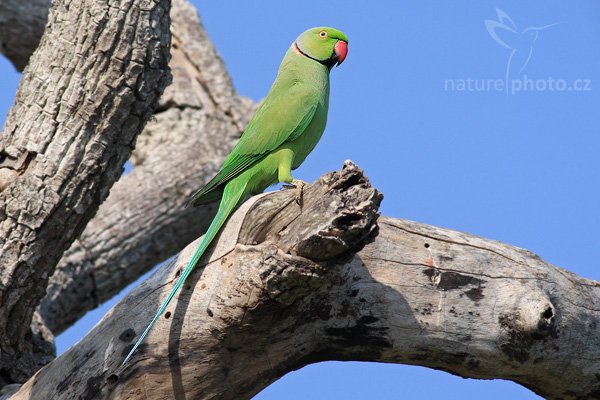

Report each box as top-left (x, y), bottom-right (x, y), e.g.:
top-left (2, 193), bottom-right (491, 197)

top-left (188, 87), bottom-right (319, 207)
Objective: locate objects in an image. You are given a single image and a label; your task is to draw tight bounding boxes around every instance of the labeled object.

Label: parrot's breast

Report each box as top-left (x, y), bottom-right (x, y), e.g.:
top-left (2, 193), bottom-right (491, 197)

top-left (289, 103), bottom-right (328, 169)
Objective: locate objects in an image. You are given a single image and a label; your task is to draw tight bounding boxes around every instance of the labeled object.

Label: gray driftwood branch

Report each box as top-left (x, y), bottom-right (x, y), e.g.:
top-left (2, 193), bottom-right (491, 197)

top-left (7, 162), bottom-right (600, 400)
top-left (0, 0), bottom-right (172, 385)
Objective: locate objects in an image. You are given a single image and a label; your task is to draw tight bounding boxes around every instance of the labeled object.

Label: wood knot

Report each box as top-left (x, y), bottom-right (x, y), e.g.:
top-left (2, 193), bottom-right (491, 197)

top-left (239, 161), bottom-right (383, 261)
top-left (293, 162), bottom-right (383, 261)
top-left (498, 298), bottom-right (557, 363)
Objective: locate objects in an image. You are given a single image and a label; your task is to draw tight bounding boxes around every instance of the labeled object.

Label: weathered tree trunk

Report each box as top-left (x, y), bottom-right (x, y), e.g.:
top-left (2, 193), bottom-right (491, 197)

top-left (1, 1), bottom-right (599, 400)
top-left (0, 0), bottom-right (172, 385)
top-left (38, 0), bottom-right (255, 336)
top-left (0, 0), bottom-right (255, 344)
top-left (6, 162), bottom-right (600, 400)
top-left (1, 0), bottom-right (256, 385)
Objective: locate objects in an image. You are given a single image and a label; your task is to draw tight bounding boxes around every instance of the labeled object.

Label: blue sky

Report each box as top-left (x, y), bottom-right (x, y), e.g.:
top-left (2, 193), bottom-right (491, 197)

top-left (1, 1), bottom-right (599, 398)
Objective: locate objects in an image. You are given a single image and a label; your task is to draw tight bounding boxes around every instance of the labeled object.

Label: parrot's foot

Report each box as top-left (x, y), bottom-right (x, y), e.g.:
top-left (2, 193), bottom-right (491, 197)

top-left (282, 179), bottom-right (308, 206)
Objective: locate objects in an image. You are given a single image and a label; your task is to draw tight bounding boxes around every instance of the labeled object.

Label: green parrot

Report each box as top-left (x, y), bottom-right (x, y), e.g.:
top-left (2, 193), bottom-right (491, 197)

top-left (122, 26), bottom-right (348, 366)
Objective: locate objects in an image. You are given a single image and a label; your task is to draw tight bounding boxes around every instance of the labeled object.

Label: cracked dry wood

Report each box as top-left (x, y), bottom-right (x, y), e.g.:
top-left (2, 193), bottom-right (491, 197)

top-left (8, 161), bottom-right (383, 400)
top-left (0, 0), bottom-right (171, 385)
top-left (9, 162), bottom-right (600, 400)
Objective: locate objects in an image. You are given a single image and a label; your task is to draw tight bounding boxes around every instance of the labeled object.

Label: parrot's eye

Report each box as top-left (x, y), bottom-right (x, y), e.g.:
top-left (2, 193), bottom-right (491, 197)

top-left (319, 31), bottom-right (327, 38)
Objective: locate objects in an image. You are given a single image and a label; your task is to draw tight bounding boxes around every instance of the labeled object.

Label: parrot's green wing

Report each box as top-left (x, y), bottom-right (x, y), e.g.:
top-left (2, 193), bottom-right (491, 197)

top-left (189, 84), bottom-right (318, 205)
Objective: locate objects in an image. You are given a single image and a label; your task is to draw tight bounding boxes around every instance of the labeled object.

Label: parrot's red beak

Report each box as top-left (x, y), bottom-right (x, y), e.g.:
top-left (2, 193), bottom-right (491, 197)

top-left (334, 41), bottom-right (348, 66)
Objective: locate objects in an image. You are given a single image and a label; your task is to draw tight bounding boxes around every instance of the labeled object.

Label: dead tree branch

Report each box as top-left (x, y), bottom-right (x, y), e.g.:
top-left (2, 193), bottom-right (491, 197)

top-left (8, 162), bottom-right (600, 400)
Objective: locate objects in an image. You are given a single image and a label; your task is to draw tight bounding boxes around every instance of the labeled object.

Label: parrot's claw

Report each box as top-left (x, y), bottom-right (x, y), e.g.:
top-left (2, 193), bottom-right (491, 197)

top-left (282, 179), bottom-right (308, 206)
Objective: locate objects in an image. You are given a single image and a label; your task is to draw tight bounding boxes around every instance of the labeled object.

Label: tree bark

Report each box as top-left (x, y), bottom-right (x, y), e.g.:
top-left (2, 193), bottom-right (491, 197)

top-left (0, 0), bottom-right (171, 385)
top-left (0, 0), bottom-right (255, 338)
top-left (38, 0), bottom-right (255, 336)
top-left (5, 162), bottom-right (599, 400)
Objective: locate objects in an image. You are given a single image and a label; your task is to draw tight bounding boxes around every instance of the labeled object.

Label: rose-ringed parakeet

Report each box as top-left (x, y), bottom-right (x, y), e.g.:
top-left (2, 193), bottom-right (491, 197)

top-left (123, 27), bottom-right (348, 366)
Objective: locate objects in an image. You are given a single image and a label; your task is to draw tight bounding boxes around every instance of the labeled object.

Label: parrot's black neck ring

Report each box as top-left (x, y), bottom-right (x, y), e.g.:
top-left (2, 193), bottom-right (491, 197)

top-left (294, 42), bottom-right (337, 70)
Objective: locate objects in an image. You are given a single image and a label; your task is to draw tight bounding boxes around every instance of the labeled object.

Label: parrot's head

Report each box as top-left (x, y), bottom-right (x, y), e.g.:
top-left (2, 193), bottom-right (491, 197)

top-left (293, 27), bottom-right (348, 70)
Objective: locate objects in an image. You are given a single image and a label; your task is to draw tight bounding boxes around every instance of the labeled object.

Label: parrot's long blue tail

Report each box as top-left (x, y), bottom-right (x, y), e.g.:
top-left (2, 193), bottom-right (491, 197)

top-left (122, 179), bottom-right (248, 366)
